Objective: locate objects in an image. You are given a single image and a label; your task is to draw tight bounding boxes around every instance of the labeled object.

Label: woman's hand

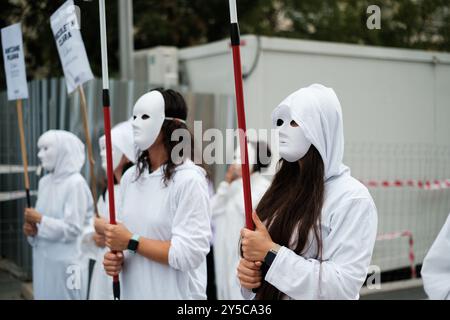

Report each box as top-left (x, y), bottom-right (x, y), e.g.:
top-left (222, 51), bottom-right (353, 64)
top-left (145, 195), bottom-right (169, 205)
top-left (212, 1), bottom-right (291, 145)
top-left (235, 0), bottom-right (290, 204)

top-left (94, 216), bottom-right (108, 235)
top-left (237, 258), bottom-right (262, 289)
top-left (93, 233), bottom-right (106, 248)
top-left (241, 211), bottom-right (275, 261)
top-left (103, 251), bottom-right (124, 277)
top-left (24, 208), bottom-right (42, 224)
top-left (23, 222), bottom-right (37, 237)
top-left (104, 223), bottom-right (132, 251)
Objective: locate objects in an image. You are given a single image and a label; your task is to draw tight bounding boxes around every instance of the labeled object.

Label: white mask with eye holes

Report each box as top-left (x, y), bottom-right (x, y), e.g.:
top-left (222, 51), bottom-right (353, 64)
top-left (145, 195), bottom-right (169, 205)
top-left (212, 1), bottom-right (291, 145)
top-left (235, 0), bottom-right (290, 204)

top-left (37, 133), bottom-right (58, 171)
top-left (132, 91), bottom-right (166, 151)
top-left (99, 135), bottom-right (123, 172)
top-left (273, 104), bottom-right (311, 162)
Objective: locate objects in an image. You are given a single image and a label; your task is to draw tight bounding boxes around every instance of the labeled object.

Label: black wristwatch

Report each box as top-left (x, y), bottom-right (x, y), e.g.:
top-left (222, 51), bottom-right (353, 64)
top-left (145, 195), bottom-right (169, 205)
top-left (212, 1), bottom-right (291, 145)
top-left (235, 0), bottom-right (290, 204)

top-left (127, 234), bottom-right (140, 253)
top-left (263, 244), bottom-right (281, 268)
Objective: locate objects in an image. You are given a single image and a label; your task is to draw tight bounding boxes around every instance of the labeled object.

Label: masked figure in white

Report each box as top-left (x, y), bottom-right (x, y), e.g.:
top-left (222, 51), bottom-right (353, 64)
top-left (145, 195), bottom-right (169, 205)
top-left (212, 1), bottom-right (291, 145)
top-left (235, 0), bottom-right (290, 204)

top-left (81, 121), bottom-right (135, 300)
top-left (212, 142), bottom-right (271, 299)
top-left (421, 213), bottom-right (450, 300)
top-left (102, 89), bottom-right (212, 299)
top-left (238, 84), bottom-right (378, 300)
top-left (23, 130), bottom-right (93, 300)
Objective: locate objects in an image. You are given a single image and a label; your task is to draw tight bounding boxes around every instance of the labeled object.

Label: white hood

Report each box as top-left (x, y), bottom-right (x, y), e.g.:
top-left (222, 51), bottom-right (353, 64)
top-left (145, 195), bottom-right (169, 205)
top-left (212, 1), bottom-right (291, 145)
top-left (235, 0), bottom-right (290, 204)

top-left (272, 83), bottom-right (349, 181)
top-left (111, 120), bottom-right (136, 163)
top-left (38, 130), bottom-right (85, 181)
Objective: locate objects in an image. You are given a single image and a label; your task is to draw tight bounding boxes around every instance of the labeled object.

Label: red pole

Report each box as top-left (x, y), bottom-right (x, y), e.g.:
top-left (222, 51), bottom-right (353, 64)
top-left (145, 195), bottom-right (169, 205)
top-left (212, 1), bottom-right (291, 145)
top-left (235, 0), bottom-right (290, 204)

top-left (229, 0), bottom-right (254, 230)
top-left (99, 0), bottom-right (120, 299)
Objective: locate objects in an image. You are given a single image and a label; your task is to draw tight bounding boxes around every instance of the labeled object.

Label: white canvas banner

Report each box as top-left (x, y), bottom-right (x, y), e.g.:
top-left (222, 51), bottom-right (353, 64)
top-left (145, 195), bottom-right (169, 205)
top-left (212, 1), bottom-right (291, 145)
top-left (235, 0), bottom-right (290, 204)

top-left (1, 23), bottom-right (29, 101)
top-left (50, 0), bottom-right (93, 94)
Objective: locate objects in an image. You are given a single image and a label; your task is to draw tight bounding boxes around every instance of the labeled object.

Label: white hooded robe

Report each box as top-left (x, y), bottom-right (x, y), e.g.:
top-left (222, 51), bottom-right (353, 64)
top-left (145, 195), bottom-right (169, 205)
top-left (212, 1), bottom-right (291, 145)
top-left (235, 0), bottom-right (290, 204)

top-left (242, 83), bottom-right (378, 300)
top-left (29, 130), bottom-right (93, 300)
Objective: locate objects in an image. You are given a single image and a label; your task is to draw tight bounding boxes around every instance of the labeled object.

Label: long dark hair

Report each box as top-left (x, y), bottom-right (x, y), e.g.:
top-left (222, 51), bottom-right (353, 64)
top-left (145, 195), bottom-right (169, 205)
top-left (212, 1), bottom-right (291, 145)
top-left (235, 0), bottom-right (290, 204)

top-left (255, 145), bottom-right (325, 300)
top-left (135, 88), bottom-right (200, 185)
top-left (251, 140), bottom-right (271, 173)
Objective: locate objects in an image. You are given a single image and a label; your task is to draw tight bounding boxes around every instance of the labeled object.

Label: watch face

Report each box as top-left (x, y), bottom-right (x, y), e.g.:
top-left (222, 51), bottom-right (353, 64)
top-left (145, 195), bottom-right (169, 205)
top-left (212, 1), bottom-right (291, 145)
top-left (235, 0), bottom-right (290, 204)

top-left (128, 239), bottom-right (138, 251)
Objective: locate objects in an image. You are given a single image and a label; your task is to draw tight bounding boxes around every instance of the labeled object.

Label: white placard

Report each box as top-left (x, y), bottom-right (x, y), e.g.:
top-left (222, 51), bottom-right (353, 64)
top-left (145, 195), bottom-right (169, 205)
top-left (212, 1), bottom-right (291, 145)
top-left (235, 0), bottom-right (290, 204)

top-left (1, 23), bottom-right (29, 101)
top-left (50, 0), bottom-right (93, 94)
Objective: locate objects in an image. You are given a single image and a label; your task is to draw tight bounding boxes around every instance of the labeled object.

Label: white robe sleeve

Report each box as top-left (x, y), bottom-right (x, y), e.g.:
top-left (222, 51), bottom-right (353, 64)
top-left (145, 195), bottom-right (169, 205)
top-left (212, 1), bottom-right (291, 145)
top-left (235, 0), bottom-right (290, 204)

top-left (27, 236), bottom-right (37, 247)
top-left (263, 198), bottom-right (377, 300)
top-left (241, 287), bottom-right (256, 300)
top-left (37, 179), bottom-right (92, 243)
top-left (211, 181), bottom-right (231, 219)
top-left (80, 216), bottom-right (98, 260)
top-left (168, 175), bottom-right (212, 272)
top-left (421, 214), bottom-right (450, 300)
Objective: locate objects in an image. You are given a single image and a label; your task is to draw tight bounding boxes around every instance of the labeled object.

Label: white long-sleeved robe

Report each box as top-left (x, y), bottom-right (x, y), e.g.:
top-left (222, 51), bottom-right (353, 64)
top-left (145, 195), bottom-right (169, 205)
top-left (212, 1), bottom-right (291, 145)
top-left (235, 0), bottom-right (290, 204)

top-left (28, 130), bottom-right (93, 300)
top-left (421, 213), bottom-right (450, 300)
top-left (212, 172), bottom-right (270, 299)
top-left (81, 186), bottom-right (121, 300)
top-left (242, 84), bottom-right (378, 300)
top-left (118, 160), bottom-right (212, 299)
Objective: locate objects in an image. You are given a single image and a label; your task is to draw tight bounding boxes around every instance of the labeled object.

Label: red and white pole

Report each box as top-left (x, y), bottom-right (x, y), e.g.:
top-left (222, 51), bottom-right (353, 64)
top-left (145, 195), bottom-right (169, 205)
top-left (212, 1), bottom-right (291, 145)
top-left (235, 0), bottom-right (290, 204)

top-left (99, 0), bottom-right (120, 300)
top-left (228, 0), bottom-right (254, 230)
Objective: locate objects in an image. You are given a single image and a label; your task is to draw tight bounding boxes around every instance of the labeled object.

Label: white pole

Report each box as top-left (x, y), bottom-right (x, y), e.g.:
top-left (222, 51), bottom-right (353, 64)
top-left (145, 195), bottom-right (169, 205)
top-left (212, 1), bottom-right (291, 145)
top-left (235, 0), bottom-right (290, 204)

top-left (229, 0), bottom-right (238, 23)
top-left (99, 0), bottom-right (109, 90)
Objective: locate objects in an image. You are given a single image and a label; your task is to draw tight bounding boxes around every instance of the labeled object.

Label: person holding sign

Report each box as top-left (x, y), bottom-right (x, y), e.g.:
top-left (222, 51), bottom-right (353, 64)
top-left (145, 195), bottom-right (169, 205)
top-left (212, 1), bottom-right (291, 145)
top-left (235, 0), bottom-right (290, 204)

top-left (102, 89), bottom-right (212, 299)
top-left (24, 130), bottom-right (94, 300)
top-left (81, 121), bottom-right (135, 300)
top-left (237, 84), bottom-right (378, 300)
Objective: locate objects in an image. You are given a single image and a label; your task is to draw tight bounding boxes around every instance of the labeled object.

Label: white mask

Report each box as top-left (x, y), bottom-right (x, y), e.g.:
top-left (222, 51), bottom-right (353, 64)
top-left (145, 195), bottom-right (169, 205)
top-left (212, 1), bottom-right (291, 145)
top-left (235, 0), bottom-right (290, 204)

top-left (273, 105), bottom-right (311, 162)
top-left (37, 134), bottom-right (58, 171)
top-left (99, 135), bottom-right (123, 172)
top-left (131, 91), bottom-right (165, 151)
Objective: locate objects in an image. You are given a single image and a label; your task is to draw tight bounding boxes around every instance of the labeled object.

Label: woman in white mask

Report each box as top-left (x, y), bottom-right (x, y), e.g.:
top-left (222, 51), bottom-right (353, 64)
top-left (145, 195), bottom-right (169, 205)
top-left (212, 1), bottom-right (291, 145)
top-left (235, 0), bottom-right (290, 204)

top-left (81, 121), bottom-right (135, 300)
top-left (102, 89), bottom-right (211, 299)
top-left (237, 83), bottom-right (378, 300)
top-left (421, 213), bottom-right (450, 300)
top-left (23, 130), bottom-right (93, 299)
top-left (212, 141), bottom-right (271, 299)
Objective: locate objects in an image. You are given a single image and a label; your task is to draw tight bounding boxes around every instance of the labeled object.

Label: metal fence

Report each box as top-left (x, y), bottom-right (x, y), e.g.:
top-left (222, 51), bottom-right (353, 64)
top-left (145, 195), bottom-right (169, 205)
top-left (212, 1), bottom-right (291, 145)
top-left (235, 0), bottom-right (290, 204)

top-left (345, 143), bottom-right (450, 272)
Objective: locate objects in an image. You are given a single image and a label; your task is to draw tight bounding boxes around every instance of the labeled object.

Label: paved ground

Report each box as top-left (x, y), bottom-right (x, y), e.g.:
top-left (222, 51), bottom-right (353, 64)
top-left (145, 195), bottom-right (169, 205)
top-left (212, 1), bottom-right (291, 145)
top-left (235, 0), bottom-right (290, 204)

top-left (360, 278), bottom-right (428, 300)
top-left (0, 269), bottom-right (23, 300)
top-left (361, 286), bottom-right (427, 300)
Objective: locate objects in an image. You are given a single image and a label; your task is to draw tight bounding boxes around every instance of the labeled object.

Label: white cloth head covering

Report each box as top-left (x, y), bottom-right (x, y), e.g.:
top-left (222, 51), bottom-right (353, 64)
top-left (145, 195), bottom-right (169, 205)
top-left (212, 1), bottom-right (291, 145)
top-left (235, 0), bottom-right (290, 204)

top-left (38, 130), bottom-right (85, 181)
top-left (272, 83), bottom-right (349, 181)
top-left (111, 120), bottom-right (136, 163)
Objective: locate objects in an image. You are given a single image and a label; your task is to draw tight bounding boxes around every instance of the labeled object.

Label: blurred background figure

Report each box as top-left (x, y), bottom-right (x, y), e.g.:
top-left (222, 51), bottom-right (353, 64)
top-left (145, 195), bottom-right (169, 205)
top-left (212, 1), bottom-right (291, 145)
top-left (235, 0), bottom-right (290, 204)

top-left (81, 121), bottom-right (135, 300)
top-left (211, 140), bottom-right (271, 299)
top-left (24, 130), bottom-right (93, 300)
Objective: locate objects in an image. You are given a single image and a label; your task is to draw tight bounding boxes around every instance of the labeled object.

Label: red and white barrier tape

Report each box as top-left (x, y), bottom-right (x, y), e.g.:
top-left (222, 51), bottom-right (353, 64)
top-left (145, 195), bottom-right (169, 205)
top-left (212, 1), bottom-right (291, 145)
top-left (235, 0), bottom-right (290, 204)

top-left (361, 179), bottom-right (450, 190)
top-left (376, 230), bottom-right (416, 278)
